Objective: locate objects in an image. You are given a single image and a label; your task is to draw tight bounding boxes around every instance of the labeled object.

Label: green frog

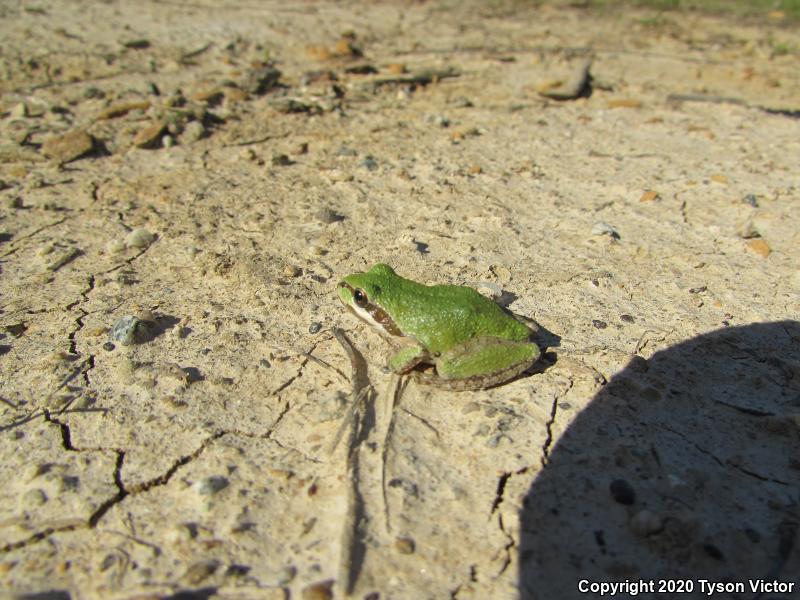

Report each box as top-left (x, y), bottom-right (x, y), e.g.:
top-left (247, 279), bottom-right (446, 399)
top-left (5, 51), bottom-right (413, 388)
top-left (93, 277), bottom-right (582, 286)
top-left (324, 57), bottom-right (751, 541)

top-left (337, 264), bottom-right (540, 390)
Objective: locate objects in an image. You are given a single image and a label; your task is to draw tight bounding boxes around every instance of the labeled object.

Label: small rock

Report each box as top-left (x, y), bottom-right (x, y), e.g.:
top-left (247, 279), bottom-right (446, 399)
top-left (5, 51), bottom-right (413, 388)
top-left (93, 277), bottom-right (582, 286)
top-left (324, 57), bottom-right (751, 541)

top-left (269, 97), bottom-right (320, 114)
top-left (109, 315), bottom-right (148, 346)
top-left (122, 39), bottom-right (151, 49)
top-left (323, 169), bottom-right (352, 183)
top-left (301, 579), bottom-right (335, 600)
top-left (181, 120), bottom-right (205, 143)
top-left (162, 134), bottom-right (174, 148)
top-left (182, 559), bottom-right (219, 585)
top-left (745, 238), bottom-right (770, 258)
top-left (97, 100), bottom-right (151, 120)
top-left (196, 475), bottom-right (229, 495)
top-left (591, 222), bottom-right (620, 239)
top-left (609, 479), bottom-right (636, 505)
top-left (84, 87), bottom-right (105, 99)
top-left (630, 510), bottom-right (663, 536)
top-left (537, 58), bottom-right (592, 100)
top-left (22, 488), bottom-right (48, 506)
top-left (125, 228), bottom-right (155, 248)
top-left (106, 239), bottom-right (126, 254)
top-left (620, 314), bottom-right (635, 323)
top-left (742, 193), bottom-right (758, 207)
top-left (41, 130), bottom-right (96, 163)
top-left (361, 156), bottom-right (378, 171)
top-left (283, 265), bottom-right (302, 277)
top-left (394, 536), bottom-right (416, 554)
top-left (276, 565), bottom-right (297, 585)
top-left (315, 207), bottom-right (345, 224)
top-left (710, 174), bottom-right (728, 184)
top-left (242, 66), bottom-right (281, 95)
top-left (133, 121), bottom-right (167, 148)
top-left (335, 145), bottom-right (358, 157)
top-left (272, 153), bottom-right (293, 166)
top-left (607, 98), bottom-right (643, 109)
top-left (10, 102), bottom-right (28, 118)
top-left (102, 342), bottom-right (115, 352)
top-left (592, 319), bottom-right (607, 329)
top-left (639, 190), bottom-right (659, 202)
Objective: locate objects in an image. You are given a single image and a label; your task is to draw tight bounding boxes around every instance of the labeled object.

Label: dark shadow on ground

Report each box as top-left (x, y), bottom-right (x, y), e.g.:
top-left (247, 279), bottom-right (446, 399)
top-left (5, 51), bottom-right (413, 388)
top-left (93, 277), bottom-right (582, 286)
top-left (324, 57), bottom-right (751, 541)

top-left (519, 321), bottom-right (800, 599)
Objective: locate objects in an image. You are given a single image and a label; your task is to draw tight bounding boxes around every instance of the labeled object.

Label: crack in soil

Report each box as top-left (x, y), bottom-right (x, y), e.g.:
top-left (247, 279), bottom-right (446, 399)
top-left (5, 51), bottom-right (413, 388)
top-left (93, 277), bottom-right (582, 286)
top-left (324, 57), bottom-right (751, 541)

top-left (65, 274), bottom-right (96, 386)
top-left (0, 216), bottom-right (70, 259)
top-left (494, 513), bottom-right (515, 577)
top-left (541, 379), bottom-right (571, 467)
top-left (661, 424), bottom-right (788, 485)
top-left (0, 414), bottom-right (226, 556)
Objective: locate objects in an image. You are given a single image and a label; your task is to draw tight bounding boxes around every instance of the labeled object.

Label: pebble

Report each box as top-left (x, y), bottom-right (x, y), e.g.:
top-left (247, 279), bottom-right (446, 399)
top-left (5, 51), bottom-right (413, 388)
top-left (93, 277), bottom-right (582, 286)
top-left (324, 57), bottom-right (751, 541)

top-left (315, 207), bottom-right (345, 224)
top-left (394, 536), bottom-right (416, 554)
top-left (22, 488), bottom-right (48, 506)
top-left (109, 315), bottom-right (146, 346)
top-left (607, 99), bottom-right (643, 109)
top-left (133, 121), bottom-right (166, 149)
top-left (301, 580), bottom-right (334, 600)
top-left (162, 135), bottom-right (174, 148)
top-left (97, 100), bottom-right (151, 120)
top-left (196, 475), bottom-right (229, 495)
top-left (361, 156), bottom-right (378, 170)
top-left (41, 130), bottom-right (96, 163)
top-left (283, 265), bottom-right (302, 277)
top-left (269, 97), bottom-right (320, 114)
top-left (620, 314), bottom-right (635, 323)
top-left (609, 479), bottom-right (636, 505)
top-left (271, 153), bottom-right (293, 166)
top-left (125, 228), bottom-right (155, 248)
top-left (182, 559), bottom-right (219, 585)
top-left (742, 193), bottom-right (758, 207)
top-left (276, 565), bottom-right (297, 585)
top-left (592, 319), bottom-right (608, 329)
top-left (10, 102), bottom-right (28, 118)
top-left (106, 239), bottom-right (126, 254)
top-left (537, 58), bottom-right (592, 100)
top-left (335, 145), bottom-right (358, 157)
top-left (639, 190), bottom-right (659, 202)
top-left (630, 509), bottom-right (662, 536)
top-left (591, 222), bottom-right (620, 239)
top-left (102, 342), bottom-right (115, 352)
top-left (323, 169), bottom-right (353, 183)
top-left (242, 66), bottom-right (282, 95)
top-left (308, 322), bottom-right (322, 334)
top-left (745, 238), bottom-right (771, 258)
top-left (181, 120), bottom-right (205, 143)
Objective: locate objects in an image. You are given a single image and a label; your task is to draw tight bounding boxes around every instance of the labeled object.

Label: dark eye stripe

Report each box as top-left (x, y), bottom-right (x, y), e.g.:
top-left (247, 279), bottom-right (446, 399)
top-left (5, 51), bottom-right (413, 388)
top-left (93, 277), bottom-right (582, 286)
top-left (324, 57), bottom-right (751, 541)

top-left (367, 305), bottom-right (402, 337)
top-left (338, 282), bottom-right (402, 336)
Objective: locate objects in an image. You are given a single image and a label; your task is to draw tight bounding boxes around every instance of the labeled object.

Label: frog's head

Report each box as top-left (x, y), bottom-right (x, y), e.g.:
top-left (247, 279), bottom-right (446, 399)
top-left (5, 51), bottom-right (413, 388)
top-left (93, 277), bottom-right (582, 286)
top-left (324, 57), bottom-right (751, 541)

top-left (337, 263), bottom-right (402, 337)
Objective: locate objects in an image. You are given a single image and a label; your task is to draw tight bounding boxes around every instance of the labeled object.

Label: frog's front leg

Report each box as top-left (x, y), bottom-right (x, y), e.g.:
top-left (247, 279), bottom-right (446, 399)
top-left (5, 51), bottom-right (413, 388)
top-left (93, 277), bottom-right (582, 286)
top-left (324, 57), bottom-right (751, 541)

top-left (388, 343), bottom-right (429, 374)
top-left (433, 336), bottom-right (540, 389)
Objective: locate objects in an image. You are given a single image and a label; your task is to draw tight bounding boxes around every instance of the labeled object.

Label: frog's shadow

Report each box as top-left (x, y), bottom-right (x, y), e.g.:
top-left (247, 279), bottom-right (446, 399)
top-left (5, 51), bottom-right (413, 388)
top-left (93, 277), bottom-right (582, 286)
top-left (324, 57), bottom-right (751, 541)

top-left (517, 320), bottom-right (800, 599)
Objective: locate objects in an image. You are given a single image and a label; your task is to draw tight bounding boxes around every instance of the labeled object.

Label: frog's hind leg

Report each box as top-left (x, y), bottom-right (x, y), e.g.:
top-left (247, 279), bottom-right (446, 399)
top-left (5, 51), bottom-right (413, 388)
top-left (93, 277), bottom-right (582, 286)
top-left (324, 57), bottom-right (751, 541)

top-left (431, 336), bottom-right (541, 390)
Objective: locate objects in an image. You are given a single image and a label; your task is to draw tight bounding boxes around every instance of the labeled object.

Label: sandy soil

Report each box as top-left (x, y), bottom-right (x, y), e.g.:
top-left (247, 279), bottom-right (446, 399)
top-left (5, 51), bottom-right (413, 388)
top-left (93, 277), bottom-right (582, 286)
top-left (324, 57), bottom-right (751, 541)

top-left (1, 1), bottom-right (798, 599)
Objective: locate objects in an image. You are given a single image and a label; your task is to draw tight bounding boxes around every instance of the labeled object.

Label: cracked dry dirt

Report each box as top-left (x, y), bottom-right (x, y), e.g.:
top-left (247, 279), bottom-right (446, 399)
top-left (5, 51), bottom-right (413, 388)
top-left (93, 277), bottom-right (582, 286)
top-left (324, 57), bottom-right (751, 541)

top-left (1, 1), bottom-right (799, 599)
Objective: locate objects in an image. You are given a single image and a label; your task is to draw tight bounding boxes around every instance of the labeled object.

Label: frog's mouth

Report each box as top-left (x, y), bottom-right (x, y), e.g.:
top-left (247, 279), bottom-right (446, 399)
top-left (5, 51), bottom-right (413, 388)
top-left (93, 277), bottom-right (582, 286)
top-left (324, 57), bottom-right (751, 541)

top-left (338, 281), bottom-right (402, 337)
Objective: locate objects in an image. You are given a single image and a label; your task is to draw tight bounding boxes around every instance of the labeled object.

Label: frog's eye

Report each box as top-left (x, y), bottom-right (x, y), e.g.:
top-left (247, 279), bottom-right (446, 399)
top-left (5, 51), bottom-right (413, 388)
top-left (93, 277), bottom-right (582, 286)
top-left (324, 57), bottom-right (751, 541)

top-left (353, 288), bottom-right (368, 307)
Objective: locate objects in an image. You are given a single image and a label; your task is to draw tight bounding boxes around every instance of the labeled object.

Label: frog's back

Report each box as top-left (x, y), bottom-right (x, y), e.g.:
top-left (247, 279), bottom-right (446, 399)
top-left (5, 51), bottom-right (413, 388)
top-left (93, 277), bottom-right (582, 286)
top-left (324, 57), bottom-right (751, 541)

top-left (405, 282), bottom-right (531, 352)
